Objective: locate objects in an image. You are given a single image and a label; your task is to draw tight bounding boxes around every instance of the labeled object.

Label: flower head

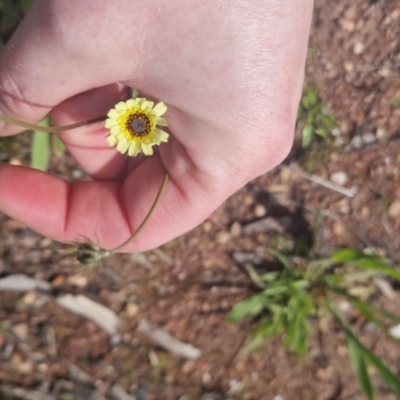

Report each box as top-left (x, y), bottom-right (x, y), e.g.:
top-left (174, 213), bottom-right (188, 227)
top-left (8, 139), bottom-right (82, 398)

top-left (105, 97), bottom-right (169, 157)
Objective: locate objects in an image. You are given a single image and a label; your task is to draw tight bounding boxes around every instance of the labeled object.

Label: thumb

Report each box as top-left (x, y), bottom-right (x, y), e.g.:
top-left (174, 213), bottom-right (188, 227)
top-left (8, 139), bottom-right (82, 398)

top-left (0, 2), bottom-right (115, 136)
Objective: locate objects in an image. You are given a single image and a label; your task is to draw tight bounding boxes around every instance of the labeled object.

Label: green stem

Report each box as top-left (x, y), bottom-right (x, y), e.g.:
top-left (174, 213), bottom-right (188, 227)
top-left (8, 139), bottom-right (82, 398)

top-left (0, 114), bottom-right (104, 133)
top-left (110, 173), bottom-right (169, 253)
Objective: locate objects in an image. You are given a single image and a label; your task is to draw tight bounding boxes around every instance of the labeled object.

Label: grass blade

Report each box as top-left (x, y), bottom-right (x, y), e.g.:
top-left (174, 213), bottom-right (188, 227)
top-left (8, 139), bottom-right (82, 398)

top-left (346, 333), bottom-right (374, 400)
top-left (331, 301), bottom-right (400, 395)
top-left (228, 294), bottom-right (265, 322)
top-left (30, 118), bottom-right (50, 171)
top-left (52, 135), bottom-right (66, 154)
top-left (331, 249), bottom-right (400, 281)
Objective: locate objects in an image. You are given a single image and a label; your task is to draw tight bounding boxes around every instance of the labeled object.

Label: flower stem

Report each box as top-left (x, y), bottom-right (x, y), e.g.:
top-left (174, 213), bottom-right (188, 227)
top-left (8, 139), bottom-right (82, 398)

top-left (110, 172), bottom-right (169, 253)
top-left (0, 114), bottom-right (104, 133)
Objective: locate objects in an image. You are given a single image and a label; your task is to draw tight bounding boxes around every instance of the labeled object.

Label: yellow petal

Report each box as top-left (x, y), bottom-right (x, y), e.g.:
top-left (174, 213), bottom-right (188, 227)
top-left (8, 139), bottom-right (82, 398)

top-left (107, 109), bottom-right (119, 118)
top-left (126, 99), bottom-right (136, 108)
top-left (110, 126), bottom-right (121, 135)
top-left (153, 102), bottom-right (167, 117)
top-left (156, 117), bottom-right (168, 127)
top-left (116, 139), bottom-right (129, 154)
top-left (142, 144), bottom-right (153, 156)
top-left (141, 100), bottom-right (154, 110)
top-left (105, 119), bottom-right (117, 129)
top-left (107, 135), bottom-right (117, 146)
top-left (155, 129), bottom-right (169, 142)
top-left (128, 142), bottom-right (140, 157)
top-left (115, 102), bottom-right (128, 111)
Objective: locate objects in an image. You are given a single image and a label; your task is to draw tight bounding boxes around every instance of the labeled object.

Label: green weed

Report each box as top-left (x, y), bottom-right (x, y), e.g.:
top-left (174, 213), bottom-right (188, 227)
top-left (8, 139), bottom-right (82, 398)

top-left (297, 86), bottom-right (337, 148)
top-left (229, 248), bottom-right (400, 399)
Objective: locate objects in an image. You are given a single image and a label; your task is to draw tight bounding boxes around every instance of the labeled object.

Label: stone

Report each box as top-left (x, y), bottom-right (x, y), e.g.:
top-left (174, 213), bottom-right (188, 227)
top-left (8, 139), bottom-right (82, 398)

top-left (388, 201), bottom-right (400, 218)
top-left (353, 42), bottom-right (365, 54)
top-left (330, 171), bottom-right (348, 186)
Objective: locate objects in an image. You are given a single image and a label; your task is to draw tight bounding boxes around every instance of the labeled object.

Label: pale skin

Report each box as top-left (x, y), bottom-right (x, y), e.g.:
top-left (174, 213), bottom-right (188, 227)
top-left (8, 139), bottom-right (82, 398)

top-left (0, 0), bottom-right (314, 252)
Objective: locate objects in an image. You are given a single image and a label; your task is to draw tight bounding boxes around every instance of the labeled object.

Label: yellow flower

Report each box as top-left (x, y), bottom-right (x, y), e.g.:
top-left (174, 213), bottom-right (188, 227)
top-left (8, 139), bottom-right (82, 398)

top-left (105, 97), bottom-right (169, 157)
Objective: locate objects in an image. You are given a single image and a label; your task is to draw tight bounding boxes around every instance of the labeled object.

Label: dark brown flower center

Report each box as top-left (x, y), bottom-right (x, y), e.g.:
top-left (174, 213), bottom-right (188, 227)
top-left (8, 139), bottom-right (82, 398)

top-left (126, 112), bottom-right (151, 137)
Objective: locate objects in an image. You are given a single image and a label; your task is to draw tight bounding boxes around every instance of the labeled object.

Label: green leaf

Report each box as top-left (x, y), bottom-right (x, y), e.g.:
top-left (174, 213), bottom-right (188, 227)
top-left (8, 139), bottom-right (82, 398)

top-left (260, 271), bottom-right (280, 283)
top-left (350, 298), bottom-right (400, 326)
top-left (306, 258), bottom-right (336, 281)
top-left (228, 294), bottom-right (265, 322)
top-left (308, 103), bottom-right (324, 118)
top-left (301, 124), bottom-right (314, 148)
top-left (245, 315), bottom-right (285, 352)
top-left (244, 264), bottom-right (266, 289)
top-left (30, 118), bottom-right (50, 171)
top-left (331, 249), bottom-right (400, 281)
top-left (301, 88), bottom-right (318, 109)
top-left (351, 330), bottom-right (400, 395)
top-left (331, 302), bottom-right (400, 395)
top-left (318, 112), bottom-right (337, 129)
top-left (263, 285), bottom-right (290, 297)
top-left (346, 333), bottom-right (374, 400)
top-left (267, 248), bottom-right (294, 274)
top-left (52, 135), bottom-right (66, 154)
top-left (314, 126), bottom-right (328, 138)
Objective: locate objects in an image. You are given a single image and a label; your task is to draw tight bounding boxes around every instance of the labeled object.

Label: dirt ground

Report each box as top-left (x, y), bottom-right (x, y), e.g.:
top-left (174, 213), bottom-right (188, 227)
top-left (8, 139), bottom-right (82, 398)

top-left (1, 1), bottom-right (400, 399)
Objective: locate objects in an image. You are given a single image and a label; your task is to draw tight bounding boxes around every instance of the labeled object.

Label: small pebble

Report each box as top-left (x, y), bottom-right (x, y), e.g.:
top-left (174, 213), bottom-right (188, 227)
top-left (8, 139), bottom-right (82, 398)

top-left (389, 323), bottom-right (400, 339)
top-left (38, 363), bottom-right (48, 373)
top-left (243, 195), bottom-right (254, 206)
top-left (388, 201), bottom-right (400, 218)
top-left (330, 171), bottom-right (348, 186)
top-left (363, 321), bottom-right (378, 333)
top-left (110, 334), bottom-right (122, 347)
top-left (254, 204), bottom-right (267, 217)
top-left (351, 135), bottom-right (363, 149)
top-left (12, 323), bottom-right (29, 340)
top-left (378, 67), bottom-right (391, 78)
top-left (67, 274), bottom-right (88, 288)
top-left (331, 128), bottom-right (341, 137)
top-left (9, 157), bottom-right (22, 165)
top-left (339, 18), bottom-right (355, 32)
top-left (384, 156), bottom-right (394, 165)
top-left (376, 127), bottom-right (387, 139)
top-left (202, 372), bottom-right (212, 384)
top-left (52, 275), bottom-right (66, 288)
top-left (353, 42), bottom-right (365, 54)
top-left (39, 238), bottom-right (52, 247)
top-left (216, 231), bottom-right (231, 244)
top-left (202, 221), bottom-right (213, 233)
top-left (125, 302), bottom-right (140, 318)
top-left (230, 221), bottom-right (242, 236)
top-left (343, 61), bottom-right (354, 73)
top-left (71, 169), bottom-right (84, 179)
top-left (337, 301), bottom-right (351, 313)
top-left (361, 132), bottom-right (377, 145)
top-left (228, 379), bottom-right (243, 395)
top-left (339, 204), bottom-right (350, 214)
top-left (22, 291), bottom-right (37, 306)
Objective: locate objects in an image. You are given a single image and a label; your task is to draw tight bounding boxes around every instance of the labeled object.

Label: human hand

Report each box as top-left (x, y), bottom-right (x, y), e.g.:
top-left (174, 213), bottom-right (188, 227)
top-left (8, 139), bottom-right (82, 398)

top-left (0, 0), bottom-right (313, 251)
